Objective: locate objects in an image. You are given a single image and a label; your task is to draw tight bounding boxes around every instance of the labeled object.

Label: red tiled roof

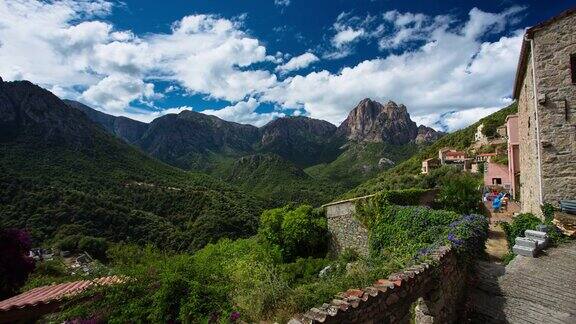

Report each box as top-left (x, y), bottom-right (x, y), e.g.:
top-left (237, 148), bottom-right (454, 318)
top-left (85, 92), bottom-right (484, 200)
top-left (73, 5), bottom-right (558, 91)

top-left (445, 151), bottom-right (465, 157)
top-left (0, 276), bottom-right (122, 313)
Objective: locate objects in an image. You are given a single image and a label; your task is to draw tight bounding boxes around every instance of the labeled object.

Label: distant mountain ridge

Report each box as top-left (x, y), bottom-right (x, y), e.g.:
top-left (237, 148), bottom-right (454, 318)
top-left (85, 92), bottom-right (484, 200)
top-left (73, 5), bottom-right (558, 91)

top-left (63, 95), bottom-right (443, 194)
top-left (65, 97), bottom-right (442, 169)
top-left (0, 79), bottom-right (262, 250)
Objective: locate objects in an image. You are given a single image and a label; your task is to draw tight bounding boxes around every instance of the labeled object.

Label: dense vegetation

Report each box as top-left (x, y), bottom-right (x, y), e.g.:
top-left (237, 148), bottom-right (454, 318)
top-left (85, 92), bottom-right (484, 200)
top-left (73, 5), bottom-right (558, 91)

top-left (306, 142), bottom-right (420, 188)
top-left (0, 81), bottom-right (266, 255)
top-left (216, 154), bottom-right (344, 207)
top-left (349, 102), bottom-right (518, 196)
top-left (22, 184), bottom-right (489, 323)
top-left (0, 137), bottom-right (263, 252)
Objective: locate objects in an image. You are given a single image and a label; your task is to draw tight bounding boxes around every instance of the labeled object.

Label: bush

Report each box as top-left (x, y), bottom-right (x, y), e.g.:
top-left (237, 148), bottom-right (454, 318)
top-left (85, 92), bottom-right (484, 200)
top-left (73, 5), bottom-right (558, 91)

top-left (435, 173), bottom-right (481, 214)
top-left (0, 229), bottom-right (35, 298)
top-left (78, 237), bottom-right (109, 261)
top-left (259, 205), bottom-right (328, 261)
top-left (500, 213), bottom-right (542, 251)
top-left (482, 119), bottom-right (499, 138)
top-left (54, 235), bottom-right (82, 252)
top-left (374, 188), bottom-right (430, 206)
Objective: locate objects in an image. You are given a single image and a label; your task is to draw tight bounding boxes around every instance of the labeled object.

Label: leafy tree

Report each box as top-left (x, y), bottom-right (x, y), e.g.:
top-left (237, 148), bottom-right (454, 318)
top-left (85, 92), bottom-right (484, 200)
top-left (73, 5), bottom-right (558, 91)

top-left (0, 229), bottom-right (35, 298)
top-left (78, 236), bottom-right (109, 261)
top-left (259, 205), bottom-right (327, 261)
top-left (481, 119), bottom-right (500, 137)
top-left (435, 173), bottom-right (481, 214)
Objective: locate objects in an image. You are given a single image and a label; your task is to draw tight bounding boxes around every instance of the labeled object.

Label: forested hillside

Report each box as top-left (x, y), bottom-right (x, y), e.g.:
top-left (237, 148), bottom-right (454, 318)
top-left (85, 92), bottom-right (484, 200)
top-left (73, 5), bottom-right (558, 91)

top-left (347, 102), bottom-right (518, 197)
top-left (0, 80), bottom-right (262, 251)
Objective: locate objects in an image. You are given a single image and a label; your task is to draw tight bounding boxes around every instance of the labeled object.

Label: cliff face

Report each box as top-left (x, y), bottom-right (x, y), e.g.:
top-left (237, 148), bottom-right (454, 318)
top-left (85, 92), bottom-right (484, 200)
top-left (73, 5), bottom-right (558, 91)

top-left (336, 98), bottom-right (442, 145)
top-left (416, 125), bottom-right (445, 144)
top-left (336, 99), bottom-right (417, 144)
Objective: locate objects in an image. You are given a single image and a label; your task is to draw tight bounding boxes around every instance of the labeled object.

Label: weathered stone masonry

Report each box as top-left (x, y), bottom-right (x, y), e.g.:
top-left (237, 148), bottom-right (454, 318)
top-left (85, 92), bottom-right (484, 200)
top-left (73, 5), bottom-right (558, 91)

top-left (289, 246), bottom-right (467, 324)
top-left (324, 190), bottom-right (438, 257)
top-left (325, 196), bottom-right (370, 257)
top-left (515, 9), bottom-right (576, 217)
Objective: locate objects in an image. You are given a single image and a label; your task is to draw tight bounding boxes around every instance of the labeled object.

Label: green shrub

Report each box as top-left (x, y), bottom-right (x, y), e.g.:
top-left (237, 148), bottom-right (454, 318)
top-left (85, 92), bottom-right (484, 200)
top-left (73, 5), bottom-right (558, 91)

top-left (482, 119), bottom-right (499, 138)
top-left (54, 235), bottom-right (82, 252)
top-left (78, 237), bottom-right (109, 261)
top-left (259, 205), bottom-right (328, 261)
top-left (435, 173), bottom-right (481, 214)
top-left (281, 257), bottom-right (330, 285)
top-left (375, 188), bottom-right (430, 206)
top-left (500, 213), bottom-right (542, 251)
top-left (541, 203), bottom-right (555, 223)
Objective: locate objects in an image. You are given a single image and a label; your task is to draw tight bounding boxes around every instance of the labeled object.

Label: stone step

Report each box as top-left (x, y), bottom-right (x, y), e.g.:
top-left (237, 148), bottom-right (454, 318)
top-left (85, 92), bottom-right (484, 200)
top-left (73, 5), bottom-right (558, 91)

top-left (525, 230), bottom-right (549, 247)
top-left (515, 237), bottom-right (539, 249)
top-left (512, 244), bottom-right (537, 257)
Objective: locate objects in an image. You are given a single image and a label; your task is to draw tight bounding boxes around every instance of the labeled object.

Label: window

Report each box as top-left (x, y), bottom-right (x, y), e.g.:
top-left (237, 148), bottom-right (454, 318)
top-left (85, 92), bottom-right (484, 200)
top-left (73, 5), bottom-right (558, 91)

top-left (492, 178), bottom-right (502, 185)
top-left (571, 54), bottom-right (576, 84)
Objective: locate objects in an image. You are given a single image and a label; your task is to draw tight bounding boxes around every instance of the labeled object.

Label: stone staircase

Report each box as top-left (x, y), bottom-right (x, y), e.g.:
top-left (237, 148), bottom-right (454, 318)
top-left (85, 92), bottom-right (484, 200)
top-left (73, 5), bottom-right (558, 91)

top-left (512, 229), bottom-right (549, 257)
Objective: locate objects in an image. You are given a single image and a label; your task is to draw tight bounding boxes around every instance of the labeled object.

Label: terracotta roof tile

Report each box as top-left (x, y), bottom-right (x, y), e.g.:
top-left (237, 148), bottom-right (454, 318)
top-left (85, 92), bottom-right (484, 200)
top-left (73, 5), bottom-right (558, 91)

top-left (0, 276), bottom-right (122, 313)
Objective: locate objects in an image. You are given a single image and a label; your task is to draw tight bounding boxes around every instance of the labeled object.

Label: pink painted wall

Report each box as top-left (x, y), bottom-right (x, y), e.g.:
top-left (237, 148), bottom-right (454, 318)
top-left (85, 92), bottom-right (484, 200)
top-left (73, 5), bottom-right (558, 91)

top-left (484, 162), bottom-right (512, 188)
top-left (506, 115), bottom-right (519, 145)
top-left (506, 114), bottom-right (520, 197)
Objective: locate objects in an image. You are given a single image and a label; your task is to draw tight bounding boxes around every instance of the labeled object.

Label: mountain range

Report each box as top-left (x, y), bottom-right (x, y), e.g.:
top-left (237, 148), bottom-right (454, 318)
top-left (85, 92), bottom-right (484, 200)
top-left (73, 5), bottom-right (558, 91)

top-left (0, 80), bottom-right (261, 251)
top-left (64, 96), bottom-right (444, 200)
top-left (0, 78), bottom-right (446, 249)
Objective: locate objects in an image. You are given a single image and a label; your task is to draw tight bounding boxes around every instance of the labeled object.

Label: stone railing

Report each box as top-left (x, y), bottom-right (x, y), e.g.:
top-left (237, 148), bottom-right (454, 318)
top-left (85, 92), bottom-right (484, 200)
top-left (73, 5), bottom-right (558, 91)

top-left (289, 245), bottom-right (466, 324)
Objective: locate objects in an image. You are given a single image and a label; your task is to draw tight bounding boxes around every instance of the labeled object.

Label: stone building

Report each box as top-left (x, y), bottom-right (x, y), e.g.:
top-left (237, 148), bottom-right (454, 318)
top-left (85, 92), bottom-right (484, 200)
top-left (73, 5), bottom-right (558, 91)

top-left (506, 114), bottom-right (520, 199)
top-left (513, 9), bottom-right (576, 218)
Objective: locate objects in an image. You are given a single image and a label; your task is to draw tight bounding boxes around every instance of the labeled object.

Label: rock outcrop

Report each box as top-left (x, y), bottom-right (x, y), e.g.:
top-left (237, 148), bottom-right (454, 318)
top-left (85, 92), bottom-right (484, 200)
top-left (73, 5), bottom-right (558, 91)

top-left (336, 98), bottom-right (438, 145)
top-left (416, 125), bottom-right (444, 144)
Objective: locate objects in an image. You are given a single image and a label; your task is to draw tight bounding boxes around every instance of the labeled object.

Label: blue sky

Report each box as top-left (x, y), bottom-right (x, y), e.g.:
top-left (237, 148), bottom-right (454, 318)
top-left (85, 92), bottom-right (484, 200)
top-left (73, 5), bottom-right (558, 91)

top-left (0, 0), bottom-right (574, 131)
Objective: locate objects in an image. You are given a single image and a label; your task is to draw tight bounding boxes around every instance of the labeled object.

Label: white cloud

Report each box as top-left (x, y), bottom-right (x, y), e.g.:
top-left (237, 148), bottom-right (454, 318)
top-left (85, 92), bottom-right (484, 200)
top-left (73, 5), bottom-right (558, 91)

top-left (81, 74), bottom-right (159, 112)
top-left (332, 27), bottom-right (365, 48)
top-left (274, 0), bottom-right (291, 7)
top-left (0, 1), bottom-right (276, 114)
top-left (203, 98), bottom-right (284, 127)
top-left (325, 12), bottom-right (371, 59)
top-left (263, 7), bottom-right (524, 129)
top-left (275, 52), bottom-right (319, 74)
top-left (0, 2), bottom-right (527, 130)
top-left (412, 106), bottom-right (504, 132)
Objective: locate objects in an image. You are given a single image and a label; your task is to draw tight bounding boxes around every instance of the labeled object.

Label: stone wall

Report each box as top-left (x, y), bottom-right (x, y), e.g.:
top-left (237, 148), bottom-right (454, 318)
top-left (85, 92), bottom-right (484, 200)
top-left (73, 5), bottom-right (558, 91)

top-left (532, 13), bottom-right (576, 209)
top-left (324, 190), bottom-right (439, 257)
top-left (325, 198), bottom-right (370, 257)
top-left (289, 245), bottom-right (467, 324)
top-left (518, 49), bottom-right (543, 216)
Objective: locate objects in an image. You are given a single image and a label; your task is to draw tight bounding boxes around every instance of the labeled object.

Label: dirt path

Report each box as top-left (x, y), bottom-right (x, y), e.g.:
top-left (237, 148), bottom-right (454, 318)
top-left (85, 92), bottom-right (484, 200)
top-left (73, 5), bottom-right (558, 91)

top-left (483, 201), bottom-right (519, 262)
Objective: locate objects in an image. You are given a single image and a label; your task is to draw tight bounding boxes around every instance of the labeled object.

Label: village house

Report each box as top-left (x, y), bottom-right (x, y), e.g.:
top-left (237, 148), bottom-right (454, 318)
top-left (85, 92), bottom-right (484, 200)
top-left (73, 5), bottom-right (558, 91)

top-left (483, 115), bottom-right (520, 195)
top-left (421, 157), bottom-right (440, 175)
top-left (513, 8), bottom-right (576, 218)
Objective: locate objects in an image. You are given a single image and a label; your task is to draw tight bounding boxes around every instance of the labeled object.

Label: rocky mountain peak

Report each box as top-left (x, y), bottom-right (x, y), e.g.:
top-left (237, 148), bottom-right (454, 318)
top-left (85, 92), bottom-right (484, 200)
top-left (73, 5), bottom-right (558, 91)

top-left (336, 98), bottom-right (417, 144)
top-left (336, 98), bottom-right (442, 145)
top-left (0, 80), bottom-right (96, 146)
top-left (415, 125), bottom-right (445, 144)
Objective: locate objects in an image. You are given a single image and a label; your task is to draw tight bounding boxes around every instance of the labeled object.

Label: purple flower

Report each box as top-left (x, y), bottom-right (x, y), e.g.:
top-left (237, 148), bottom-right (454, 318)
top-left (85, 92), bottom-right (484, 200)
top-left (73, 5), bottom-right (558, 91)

top-left (447, 233), bottom-right (464, 247)
top-left (230, 311), bottom-right (240, 322)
